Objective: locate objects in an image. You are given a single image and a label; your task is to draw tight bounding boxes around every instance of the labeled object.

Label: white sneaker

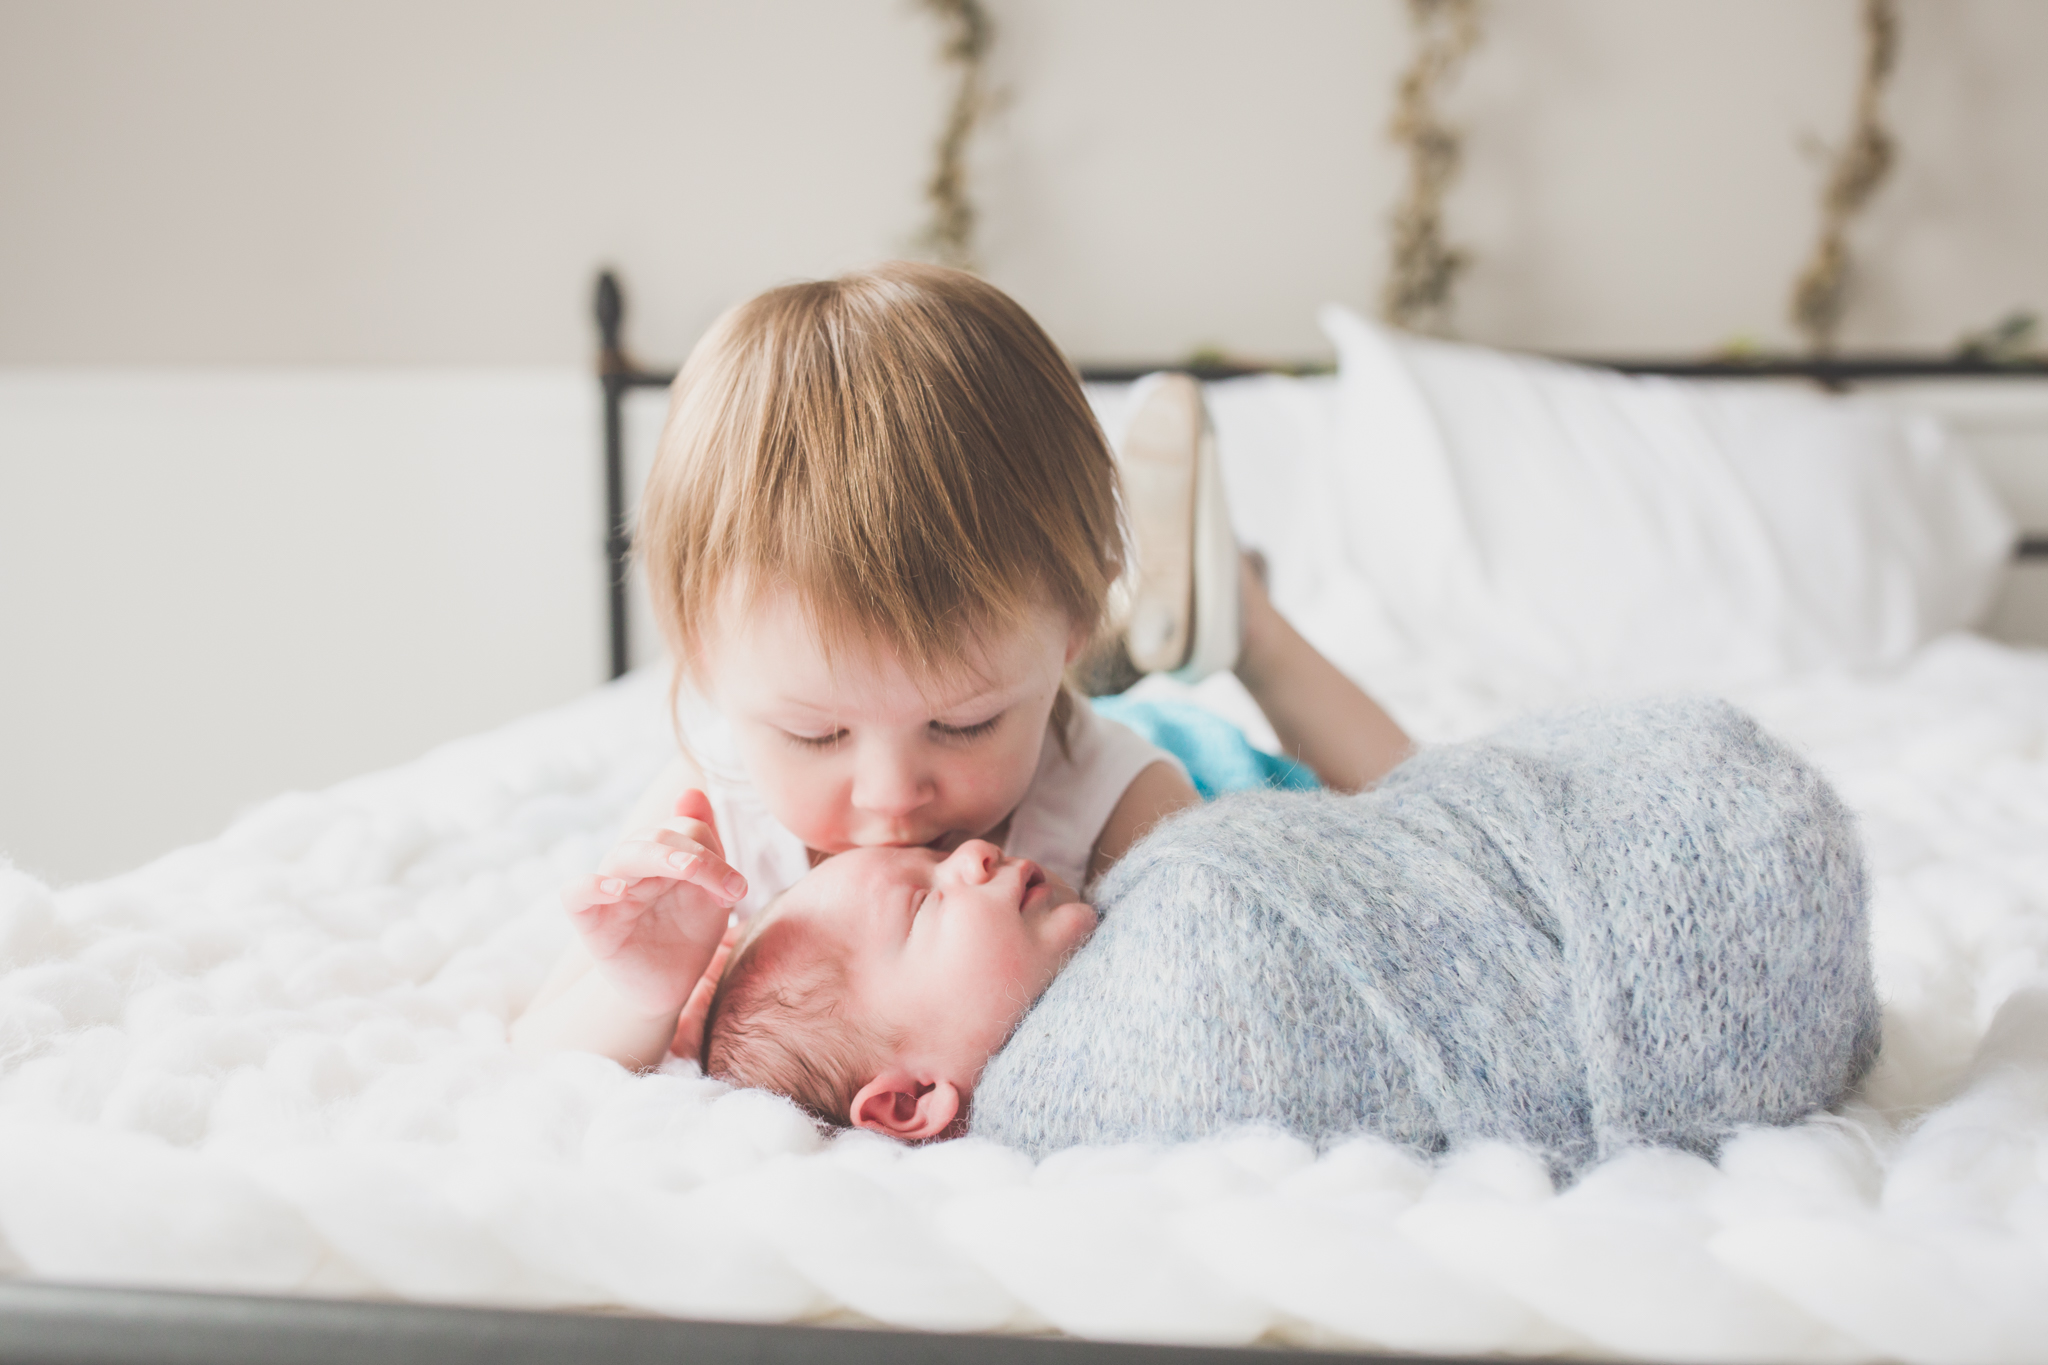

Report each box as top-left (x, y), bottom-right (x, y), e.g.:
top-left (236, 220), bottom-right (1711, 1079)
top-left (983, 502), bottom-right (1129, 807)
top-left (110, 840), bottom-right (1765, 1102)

top-left (1177, 381), bottom-right (1241, 685)
top-left (1095, 372), bottom-right (1240, 687)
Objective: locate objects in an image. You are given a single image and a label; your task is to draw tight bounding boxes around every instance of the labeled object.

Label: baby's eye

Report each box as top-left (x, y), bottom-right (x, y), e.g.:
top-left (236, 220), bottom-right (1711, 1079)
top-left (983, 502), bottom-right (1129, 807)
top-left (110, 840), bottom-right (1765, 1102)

top-left (785, 728), bottom-right (848, 750)
top-left (931, 713), bottom-right (1002, 743)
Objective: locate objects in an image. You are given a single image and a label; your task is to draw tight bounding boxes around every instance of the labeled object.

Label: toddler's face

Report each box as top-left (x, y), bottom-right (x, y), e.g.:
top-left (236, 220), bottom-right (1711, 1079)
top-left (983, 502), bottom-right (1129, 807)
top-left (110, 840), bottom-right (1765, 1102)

top-left (771, 840), bottom-right (1097, 1078)
top-left (705, 588), bottom-right (1082, 856)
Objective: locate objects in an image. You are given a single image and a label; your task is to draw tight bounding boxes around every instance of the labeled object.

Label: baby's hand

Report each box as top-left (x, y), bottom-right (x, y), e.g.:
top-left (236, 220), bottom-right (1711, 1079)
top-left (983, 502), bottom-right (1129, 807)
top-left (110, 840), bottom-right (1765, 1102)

top-left (563, 790), bottom-right (748, 1018)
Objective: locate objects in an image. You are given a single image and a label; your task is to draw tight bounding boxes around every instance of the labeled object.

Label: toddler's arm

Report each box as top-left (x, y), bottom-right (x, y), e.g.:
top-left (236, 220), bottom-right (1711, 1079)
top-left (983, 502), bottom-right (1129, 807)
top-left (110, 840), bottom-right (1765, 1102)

top-left (1089, 759), bottom-right (1200, 882)
top-left (511, 789), bottom-right (747, 1070)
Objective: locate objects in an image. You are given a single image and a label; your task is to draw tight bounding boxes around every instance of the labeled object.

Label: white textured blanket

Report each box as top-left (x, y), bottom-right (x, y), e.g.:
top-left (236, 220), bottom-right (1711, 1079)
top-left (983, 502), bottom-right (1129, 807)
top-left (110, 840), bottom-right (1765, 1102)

top-left (2, 634), bottom-right (2046, 1362)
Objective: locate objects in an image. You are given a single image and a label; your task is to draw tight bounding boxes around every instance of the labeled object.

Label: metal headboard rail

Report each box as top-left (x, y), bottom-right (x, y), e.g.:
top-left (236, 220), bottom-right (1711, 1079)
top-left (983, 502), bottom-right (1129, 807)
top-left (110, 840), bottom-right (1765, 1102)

top-left (596, 272), bottom-right (2048, 680)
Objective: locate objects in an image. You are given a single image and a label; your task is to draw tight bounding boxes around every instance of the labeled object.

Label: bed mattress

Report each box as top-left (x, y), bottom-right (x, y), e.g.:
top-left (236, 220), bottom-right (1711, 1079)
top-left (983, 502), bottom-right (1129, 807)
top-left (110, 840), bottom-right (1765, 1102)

top-left (1, 634), bottom-right (2045, 1362)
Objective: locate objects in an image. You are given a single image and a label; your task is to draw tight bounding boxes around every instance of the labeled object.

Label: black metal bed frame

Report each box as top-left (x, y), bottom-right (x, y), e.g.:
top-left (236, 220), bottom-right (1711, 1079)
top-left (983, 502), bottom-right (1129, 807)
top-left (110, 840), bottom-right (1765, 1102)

top-left (597, 271), bottom-right (2048, 680)
top-left (0, 1280), bottom-right (1441, 1365)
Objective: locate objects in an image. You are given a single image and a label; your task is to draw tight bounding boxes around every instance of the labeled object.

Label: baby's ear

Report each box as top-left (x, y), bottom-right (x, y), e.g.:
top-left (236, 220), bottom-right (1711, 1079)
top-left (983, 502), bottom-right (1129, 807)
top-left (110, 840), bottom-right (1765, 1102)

top-left (850, 1072), bottom-right (961, 1142)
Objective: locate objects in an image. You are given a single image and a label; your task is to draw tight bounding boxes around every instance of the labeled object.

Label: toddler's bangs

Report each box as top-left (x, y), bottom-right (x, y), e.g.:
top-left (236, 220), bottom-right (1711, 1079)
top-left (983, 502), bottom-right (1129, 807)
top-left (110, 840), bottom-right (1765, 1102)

top-left (641, 262), bottom-right (1124, 682)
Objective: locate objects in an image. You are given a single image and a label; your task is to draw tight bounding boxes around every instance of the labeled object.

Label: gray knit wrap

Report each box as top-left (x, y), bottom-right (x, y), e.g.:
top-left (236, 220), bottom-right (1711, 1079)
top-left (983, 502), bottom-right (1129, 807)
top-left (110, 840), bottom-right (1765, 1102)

top-left (970, 698), bottom-right (1880, 1174)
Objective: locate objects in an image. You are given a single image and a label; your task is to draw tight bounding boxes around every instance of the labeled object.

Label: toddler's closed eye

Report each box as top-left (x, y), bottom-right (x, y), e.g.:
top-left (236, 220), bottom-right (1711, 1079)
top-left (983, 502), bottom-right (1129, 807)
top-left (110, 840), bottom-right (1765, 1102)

top-left (931, 714), bottom-right (1001, 742)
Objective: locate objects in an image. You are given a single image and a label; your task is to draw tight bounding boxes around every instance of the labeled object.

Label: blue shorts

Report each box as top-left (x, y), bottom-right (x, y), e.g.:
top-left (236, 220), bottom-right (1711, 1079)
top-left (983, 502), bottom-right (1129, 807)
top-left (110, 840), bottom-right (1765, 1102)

top-left (1089, 696), bottom-right (1320, 801)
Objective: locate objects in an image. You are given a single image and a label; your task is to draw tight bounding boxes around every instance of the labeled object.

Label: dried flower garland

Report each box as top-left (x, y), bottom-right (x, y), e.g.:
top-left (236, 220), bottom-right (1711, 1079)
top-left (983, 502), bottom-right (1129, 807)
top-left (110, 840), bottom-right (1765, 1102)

top-left (1790, 0), bottom-right (1899, 354)
top-left (1382, 0), bottom-right (1483, 333)
top-left (917, 0), bottom-right (993, 272)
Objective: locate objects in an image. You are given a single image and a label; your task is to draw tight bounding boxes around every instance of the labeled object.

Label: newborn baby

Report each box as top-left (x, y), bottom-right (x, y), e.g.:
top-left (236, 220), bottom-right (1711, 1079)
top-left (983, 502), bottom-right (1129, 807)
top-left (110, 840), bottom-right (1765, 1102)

top-left (702, 698), bottom-right (1881, 1174)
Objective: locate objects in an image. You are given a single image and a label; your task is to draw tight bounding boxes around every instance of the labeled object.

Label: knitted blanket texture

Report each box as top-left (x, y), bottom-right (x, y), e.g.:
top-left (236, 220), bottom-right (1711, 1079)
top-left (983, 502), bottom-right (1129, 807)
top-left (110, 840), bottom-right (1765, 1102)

top-left (970, 698), bottom-right (1882, 1173)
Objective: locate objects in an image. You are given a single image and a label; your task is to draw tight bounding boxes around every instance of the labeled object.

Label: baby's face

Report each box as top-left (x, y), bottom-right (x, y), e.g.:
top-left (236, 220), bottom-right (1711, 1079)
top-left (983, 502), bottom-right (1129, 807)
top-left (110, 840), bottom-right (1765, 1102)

top-left (771, 840), bottom-right (1097, 1081)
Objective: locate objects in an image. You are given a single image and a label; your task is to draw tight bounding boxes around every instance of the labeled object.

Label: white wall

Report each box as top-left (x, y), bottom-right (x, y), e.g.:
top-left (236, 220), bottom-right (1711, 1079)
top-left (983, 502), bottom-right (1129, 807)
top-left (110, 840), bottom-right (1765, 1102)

top-left (0, 372), bottom-right (600, 886)
top-left (4, 1), bottom-right (2044, 364)
top-left (3, 1), bottom-right (2045, 885)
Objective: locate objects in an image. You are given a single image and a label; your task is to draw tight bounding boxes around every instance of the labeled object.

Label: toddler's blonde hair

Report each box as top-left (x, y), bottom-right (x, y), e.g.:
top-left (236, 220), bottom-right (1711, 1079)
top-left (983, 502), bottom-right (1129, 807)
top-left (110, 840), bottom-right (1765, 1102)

top-left (640, 261), bottom-right (1124, 698)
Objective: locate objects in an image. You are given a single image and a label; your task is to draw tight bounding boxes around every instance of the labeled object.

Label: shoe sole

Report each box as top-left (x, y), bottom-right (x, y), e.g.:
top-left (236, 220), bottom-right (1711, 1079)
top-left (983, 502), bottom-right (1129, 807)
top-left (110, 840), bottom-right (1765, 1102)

top-left (1118, 373), bottom-right (1201, 674)
top-left (1174, 409), bottom-right (1241, 685)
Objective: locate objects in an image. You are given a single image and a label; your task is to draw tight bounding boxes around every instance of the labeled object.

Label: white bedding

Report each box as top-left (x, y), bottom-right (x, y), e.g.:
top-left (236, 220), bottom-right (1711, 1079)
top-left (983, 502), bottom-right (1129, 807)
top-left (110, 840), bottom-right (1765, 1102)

top-left (2, 631), bottom-right (2046, 1362)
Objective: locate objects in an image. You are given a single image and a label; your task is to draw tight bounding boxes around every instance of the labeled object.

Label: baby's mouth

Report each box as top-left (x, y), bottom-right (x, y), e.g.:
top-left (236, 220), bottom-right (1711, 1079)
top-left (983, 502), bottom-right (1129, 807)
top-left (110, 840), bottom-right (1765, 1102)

top-left (1016, 860), bottom-right (1048, 913)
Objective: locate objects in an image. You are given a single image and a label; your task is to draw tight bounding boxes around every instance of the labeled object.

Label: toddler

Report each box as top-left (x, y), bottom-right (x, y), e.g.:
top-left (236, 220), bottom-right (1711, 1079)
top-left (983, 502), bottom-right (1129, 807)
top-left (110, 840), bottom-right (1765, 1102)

top-left (701, 698), bottom-right (1881, 1176)
top-left (514, 262), bottom-right (1409, 1069)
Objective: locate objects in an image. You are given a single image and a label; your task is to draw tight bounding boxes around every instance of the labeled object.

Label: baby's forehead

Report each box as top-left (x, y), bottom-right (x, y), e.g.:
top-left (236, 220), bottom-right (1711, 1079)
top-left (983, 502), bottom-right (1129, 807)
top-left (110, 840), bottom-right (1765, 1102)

top-left (766, 855), bottom-right (881, 929)
top-left (768, 848), bottom-right (920, 947)
top-left (736, 900), bottom-right (836, 979)
top-left (807, 846), bottom-right (923, 898)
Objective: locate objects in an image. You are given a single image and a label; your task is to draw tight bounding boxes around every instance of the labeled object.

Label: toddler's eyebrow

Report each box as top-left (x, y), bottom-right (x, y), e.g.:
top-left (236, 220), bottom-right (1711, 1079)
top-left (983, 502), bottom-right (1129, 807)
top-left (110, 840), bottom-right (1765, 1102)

top-left (928, 679), bottom-right (1034, 720)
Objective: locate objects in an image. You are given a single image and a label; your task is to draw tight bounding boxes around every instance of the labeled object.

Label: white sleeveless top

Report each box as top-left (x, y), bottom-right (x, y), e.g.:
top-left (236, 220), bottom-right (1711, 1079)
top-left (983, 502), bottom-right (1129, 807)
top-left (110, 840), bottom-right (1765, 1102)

top-left (674, 690), bottom-right (1185, 917)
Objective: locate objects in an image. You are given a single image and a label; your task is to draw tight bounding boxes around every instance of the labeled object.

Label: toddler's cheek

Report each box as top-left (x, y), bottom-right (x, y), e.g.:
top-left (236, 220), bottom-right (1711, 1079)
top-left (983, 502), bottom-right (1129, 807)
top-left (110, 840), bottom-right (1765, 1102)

top-left (750, 763), bottom-right (849, 850)
top-left (961, 778), bottom-right (1032, 839)
top-left (967, 733), bottom-right (1049, 816)
top-left (783, 796), bottom-right (851, 851)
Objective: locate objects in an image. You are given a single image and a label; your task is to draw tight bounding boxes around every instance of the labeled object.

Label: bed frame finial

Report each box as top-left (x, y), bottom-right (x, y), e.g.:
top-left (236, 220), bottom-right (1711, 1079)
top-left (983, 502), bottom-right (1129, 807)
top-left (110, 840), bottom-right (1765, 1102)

top-left (595, 270), bottom-right (625, 373)
top-left (596, 269), bottom-right (633, 681)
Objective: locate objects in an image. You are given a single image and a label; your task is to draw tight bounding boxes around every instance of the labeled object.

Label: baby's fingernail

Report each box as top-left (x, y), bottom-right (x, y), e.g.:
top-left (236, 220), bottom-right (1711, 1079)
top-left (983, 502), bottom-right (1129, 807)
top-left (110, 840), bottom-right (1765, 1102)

top-left (723, 872), bottom-right (748, 899)
top-left (669, 852), bottom-right (698, 874)
top-left (599, 878), bottom-right (625, 895)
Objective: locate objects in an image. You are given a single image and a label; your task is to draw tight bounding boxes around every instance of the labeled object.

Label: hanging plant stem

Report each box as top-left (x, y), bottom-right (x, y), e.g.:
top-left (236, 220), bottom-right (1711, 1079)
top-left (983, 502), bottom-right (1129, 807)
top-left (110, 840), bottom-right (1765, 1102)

top-left (1383, 0), bottom-right (1483, 333)
top-left (918, 0), bottom-right (993, 272)
top-left (1791, 0), bottom-right (1899, 354)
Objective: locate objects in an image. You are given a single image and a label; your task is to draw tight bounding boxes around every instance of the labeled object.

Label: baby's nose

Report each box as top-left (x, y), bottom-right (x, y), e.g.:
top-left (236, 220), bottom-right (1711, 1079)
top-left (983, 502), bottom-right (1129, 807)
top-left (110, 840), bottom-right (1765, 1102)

top-left (945, 839), bottom-right (1001, 881)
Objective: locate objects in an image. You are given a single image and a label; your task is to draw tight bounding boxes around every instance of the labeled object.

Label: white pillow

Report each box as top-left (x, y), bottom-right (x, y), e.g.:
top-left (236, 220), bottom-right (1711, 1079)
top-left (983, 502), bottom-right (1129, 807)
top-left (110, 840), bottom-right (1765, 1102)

top-left (1313, 305), bottom-right (2017, 692)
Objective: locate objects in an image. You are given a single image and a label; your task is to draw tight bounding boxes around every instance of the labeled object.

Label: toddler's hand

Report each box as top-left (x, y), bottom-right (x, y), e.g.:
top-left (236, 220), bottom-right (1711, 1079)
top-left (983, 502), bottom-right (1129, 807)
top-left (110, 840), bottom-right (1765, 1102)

top-left (563, 790), bottom-right (748, 1018)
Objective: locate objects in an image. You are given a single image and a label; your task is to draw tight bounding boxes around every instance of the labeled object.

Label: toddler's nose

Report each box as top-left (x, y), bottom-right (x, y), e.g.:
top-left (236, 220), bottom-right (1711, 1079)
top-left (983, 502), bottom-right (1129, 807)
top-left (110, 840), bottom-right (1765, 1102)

top-left (850, 744), bottom-right (931, 818)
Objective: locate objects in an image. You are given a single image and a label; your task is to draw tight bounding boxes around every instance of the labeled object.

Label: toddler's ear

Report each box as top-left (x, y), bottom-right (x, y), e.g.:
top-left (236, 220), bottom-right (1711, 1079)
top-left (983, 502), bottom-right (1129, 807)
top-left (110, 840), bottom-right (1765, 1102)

top-left (850, 1072), bottom-right (961, 1142)
top-left (1064, 618), bottom-right (1092, 666)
